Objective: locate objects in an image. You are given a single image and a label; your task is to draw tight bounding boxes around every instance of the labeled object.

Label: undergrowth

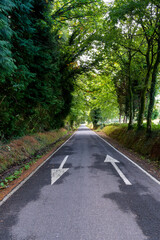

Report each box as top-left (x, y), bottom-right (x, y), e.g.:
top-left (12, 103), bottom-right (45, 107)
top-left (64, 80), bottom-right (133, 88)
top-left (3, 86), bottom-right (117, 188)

top-left (102, 124), bottom-right (160, 164)
top-left (0, 128), bottom-right (68, 175)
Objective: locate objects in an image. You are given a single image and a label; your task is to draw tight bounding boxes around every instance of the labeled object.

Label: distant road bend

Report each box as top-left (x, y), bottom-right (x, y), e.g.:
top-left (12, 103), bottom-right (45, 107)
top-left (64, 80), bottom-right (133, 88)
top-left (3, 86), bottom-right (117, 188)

top-left (0, 125), bottom-right (160, 240)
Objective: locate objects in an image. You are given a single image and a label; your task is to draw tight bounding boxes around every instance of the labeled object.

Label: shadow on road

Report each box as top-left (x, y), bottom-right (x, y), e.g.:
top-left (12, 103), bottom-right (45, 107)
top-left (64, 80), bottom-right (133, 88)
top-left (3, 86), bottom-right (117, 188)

top-left (103, 183), bottom-right (160, 240)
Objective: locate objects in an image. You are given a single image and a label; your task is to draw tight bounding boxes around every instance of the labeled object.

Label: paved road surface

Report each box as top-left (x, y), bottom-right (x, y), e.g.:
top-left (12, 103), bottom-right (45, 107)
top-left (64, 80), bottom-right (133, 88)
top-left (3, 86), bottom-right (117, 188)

top-left (0, 125), bottom-right (160, 240)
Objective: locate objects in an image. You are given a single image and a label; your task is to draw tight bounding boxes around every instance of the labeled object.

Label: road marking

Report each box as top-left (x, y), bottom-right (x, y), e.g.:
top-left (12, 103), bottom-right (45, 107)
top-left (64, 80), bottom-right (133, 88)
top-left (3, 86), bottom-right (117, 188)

top-left (51, 156), bottom-right (69, 185)
top-left (105, 155), bottom-right (132, 185)
top-left (0, 133), bottom-right (76, 207)
top-left (59, 155), bottom-right (68, 169)
top-left (95, 131), bottom-right (160, 186)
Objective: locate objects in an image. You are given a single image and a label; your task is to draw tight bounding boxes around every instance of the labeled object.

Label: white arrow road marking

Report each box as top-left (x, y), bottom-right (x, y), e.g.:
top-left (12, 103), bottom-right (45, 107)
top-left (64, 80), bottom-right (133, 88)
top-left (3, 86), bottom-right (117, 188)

top-left (51, 155), bottom-right (69, 185)
top-left (104, 155), bottom-right (132, 185)
top-left (59, 155), bottom-right (69, 169)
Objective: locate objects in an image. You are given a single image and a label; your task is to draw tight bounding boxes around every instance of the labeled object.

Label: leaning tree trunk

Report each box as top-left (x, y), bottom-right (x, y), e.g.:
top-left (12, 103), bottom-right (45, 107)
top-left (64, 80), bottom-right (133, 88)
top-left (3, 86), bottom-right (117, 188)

top-left (147, 37), bottom-right (160, 133)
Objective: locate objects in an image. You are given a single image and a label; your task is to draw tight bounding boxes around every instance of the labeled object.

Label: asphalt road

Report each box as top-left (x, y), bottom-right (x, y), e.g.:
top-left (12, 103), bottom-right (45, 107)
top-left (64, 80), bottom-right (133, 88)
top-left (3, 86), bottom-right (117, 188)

top-left (0, 125), bottom-right (160, 240)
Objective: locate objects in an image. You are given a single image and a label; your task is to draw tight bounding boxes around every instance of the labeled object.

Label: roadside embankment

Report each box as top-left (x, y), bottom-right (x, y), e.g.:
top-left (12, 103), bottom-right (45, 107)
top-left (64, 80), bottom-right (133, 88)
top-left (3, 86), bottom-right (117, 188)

top-left (101, 124), bottom-right (160, 163)
top-left (0, 128), bottom-right (72, 193)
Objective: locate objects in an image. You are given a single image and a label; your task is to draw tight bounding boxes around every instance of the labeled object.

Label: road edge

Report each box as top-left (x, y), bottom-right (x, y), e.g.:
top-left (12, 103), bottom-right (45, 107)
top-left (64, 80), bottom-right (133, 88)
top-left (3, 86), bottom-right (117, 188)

top-left (94, 131), bottom-right (160, 186)
top-left (0, 132), bottom-right (76, 207)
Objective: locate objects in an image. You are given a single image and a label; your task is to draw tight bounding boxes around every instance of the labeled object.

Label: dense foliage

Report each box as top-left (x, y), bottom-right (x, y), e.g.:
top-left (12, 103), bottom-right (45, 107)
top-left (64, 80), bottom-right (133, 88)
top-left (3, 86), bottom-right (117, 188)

top-left (71, 0), bottom-right (160, 133)
top-left (103, 0), bottom-right (160, 132)
top-left (0, 0), bottom-right (160, 140)
top-left (0, 0), bottom-right (103, 140)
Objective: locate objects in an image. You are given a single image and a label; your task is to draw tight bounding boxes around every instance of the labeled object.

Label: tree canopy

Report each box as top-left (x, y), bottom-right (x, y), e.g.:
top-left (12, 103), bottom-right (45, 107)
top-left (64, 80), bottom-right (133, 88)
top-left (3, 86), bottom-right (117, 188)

top-left (0, 0), bottom-right (160, 140)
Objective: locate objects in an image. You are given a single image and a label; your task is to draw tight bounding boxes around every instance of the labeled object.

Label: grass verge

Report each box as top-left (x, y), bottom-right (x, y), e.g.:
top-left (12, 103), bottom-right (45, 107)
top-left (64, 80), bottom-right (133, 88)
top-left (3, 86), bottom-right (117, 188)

top-left (102, 124), bottom-right (160, 165)
top-left (0, 128), bottom-right (72, 190)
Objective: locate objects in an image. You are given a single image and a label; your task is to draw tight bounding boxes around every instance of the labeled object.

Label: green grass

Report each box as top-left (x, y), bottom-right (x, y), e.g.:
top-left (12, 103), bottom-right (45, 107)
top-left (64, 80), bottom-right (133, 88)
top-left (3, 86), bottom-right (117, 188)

top-left (0, 168), bottom-right (23, 189)
top-left (0, 128), bottom-right (69, 174)
top-left (102, 124), bottom-right (160, 164)
top-left (0, 130), bottom-right (71, 189)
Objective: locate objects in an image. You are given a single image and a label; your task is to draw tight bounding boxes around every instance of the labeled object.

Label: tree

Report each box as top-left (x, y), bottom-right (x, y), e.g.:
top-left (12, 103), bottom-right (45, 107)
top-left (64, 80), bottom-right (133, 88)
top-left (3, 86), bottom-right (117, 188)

top-left (71, 72), bottom-right (118, 127)
top-left (0, 0), bottom-right (107, 139)
top-left (105, 0), bottom-right (160, 132)
top-left (146, 1), bottom-right (160, 133)
top-left (0, 0), bottom-right (16, 138)
top-left (0, 0), bottom-right (15, 81)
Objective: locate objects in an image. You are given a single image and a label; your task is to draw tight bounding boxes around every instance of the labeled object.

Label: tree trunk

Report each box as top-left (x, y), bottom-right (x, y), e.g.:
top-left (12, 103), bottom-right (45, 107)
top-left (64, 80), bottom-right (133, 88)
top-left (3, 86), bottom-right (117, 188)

top-left (123, 115), bottom-right (127, 123)
top-left (147, 75), bottom-right (156, 134)
top-left (138, 46), bottom-right (151, 130)
top-left (137, 88), bottom-right (147, 129)
top-left (119, 114), bottom-right (122, 123)
top-left (128, 86), bottom-right (133, 129)
top-left (128, 50), bottom-right (133, 130)
top-left (119, 104), bottom-right (123, 123)
top-left (147, 37), bottom-right (160, 133)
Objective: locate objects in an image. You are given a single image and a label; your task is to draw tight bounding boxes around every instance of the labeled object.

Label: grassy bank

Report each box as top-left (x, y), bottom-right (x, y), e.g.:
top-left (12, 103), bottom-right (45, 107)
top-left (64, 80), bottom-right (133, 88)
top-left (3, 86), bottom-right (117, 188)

top-left (0, 128), bottom-right (69, 176)
top-left (102, 124), bottom-right (160, 164)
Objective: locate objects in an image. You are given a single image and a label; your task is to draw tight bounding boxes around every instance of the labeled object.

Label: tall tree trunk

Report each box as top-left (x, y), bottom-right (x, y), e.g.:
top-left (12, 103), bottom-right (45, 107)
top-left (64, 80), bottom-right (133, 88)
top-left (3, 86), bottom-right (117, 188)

top-left (128, 50), bottom-right (133, 130)
top-left (137, 87), bottom-right (147, 129)
top-left (119, 114), bottom-right (122, 123)
top-left (138, 43), bottom-right (151, 130)
top-left (128, 84), bottom-right (133, 129)
top-left (147, 37), bottom-right (160, 133)
top-left (123, 115), bottom-right (127, 123)
top-left (119, 103), bottom-right (123, 123)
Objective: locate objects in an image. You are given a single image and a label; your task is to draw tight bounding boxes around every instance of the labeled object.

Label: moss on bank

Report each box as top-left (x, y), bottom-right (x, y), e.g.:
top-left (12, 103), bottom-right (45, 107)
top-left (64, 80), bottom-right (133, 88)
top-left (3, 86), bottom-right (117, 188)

top-left (102, 124), bottom-right (160, 164)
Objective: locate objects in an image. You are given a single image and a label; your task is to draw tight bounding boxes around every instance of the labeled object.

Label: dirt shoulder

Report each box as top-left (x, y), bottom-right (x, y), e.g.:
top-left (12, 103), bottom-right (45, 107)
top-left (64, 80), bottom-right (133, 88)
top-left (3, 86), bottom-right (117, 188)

top-left (0, 133), bottom-right (73, 201)
top-left (96, 131), bottom-right (160, 182)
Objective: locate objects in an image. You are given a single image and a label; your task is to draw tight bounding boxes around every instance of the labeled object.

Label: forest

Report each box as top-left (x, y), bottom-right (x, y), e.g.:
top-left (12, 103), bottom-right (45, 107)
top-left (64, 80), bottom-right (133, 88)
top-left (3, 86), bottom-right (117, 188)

top-left (0, 0), bottom-right (160, 141)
